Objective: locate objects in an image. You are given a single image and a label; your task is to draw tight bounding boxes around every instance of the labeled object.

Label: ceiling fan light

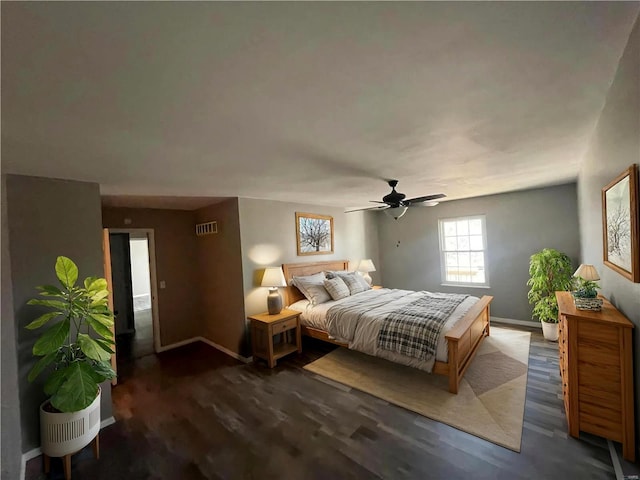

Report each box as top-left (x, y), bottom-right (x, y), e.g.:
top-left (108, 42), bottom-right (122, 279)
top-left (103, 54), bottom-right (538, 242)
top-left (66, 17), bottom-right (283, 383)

top-left (384, 206), bottom-right (408, 220)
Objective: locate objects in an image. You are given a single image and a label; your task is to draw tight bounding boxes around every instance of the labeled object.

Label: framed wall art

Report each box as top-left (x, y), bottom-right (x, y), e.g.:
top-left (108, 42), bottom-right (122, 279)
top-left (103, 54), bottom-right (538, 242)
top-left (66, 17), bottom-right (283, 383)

top-left (295, 212), bottom-right (334, 256)
top-left (602, 164), bottom-right (639, 282)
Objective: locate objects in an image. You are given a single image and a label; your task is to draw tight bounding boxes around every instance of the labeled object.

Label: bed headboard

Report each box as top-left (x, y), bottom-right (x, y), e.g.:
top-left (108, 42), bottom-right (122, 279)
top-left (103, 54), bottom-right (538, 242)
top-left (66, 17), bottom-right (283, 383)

top-left (282, 260), bottom-right (350, 306)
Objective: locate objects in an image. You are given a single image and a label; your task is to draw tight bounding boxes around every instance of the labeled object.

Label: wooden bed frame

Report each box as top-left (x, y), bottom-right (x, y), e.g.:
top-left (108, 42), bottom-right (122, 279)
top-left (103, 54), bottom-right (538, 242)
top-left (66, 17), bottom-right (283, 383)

top-left (282, 260), bottom-right (493, 394)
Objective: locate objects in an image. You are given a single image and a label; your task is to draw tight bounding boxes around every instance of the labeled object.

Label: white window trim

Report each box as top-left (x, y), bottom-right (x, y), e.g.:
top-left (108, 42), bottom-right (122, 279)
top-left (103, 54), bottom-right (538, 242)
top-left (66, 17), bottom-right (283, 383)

top-left (438, 214), bottom-right (490, 288)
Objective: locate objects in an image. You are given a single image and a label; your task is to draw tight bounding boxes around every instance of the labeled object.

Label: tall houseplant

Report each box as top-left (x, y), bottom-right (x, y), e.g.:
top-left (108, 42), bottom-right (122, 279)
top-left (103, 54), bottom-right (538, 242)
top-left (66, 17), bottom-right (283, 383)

top-left (527, 248), bottom-right (573, 340)
top-left (26, 256), bottom-right (116, 460)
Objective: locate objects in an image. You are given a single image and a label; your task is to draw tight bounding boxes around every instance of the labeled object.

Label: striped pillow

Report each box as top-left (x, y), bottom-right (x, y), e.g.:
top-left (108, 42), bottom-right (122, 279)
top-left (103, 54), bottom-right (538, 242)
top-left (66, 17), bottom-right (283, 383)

top-left (324, 276), bottom-right (350, 301)
top-left (337, 272), bottom-right (366, 295)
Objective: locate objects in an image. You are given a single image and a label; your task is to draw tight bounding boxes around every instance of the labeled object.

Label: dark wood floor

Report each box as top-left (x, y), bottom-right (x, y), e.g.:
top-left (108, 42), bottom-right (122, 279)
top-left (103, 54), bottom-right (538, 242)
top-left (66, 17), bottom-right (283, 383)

top-left (27, 324), bottom-right (620, 480)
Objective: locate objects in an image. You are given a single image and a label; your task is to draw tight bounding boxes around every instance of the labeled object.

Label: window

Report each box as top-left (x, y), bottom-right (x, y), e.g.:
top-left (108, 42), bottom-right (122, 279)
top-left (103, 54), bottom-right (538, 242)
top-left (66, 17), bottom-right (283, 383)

top-left (438, 215), bottom-right (489, 287)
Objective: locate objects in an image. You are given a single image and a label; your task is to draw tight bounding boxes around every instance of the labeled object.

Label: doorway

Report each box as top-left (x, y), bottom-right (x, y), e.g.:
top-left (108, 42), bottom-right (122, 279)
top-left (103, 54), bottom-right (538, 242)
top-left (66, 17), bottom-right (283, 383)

top-left (107, 229), bottom-right (161, 366)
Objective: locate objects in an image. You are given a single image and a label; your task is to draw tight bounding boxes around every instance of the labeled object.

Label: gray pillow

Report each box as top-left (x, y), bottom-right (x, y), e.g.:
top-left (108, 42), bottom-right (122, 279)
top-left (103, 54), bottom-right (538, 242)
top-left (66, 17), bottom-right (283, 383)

top-left (291, 272), bottom-right (331, 305)
top-left (324, 276), bottom-right (350, 301)
top-left (326, 270), bottom-right (371, 293)
top-left (335, 271), bottom-right (365, 295)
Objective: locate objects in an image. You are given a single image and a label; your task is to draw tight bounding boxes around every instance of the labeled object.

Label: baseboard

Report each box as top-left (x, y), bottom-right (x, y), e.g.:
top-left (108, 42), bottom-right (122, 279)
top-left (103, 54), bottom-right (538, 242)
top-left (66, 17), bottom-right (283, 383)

top-left (198, 336), bottom-right (252, 363)
top-left (156, 336), bottom-right (200, 352)
top-left (491, 316), bottom-right (542, 329)
top-left (156, 336), bottom-right (251, 363)
top-left (20, 416), bottom-right (116, 479)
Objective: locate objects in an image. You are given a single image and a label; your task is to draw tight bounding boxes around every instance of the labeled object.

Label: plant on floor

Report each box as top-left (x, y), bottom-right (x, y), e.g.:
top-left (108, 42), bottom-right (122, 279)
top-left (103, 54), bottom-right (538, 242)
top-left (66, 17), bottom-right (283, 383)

top-left (527, 248), bottom-right (573, 324)
top-left (26, 256), bottom-right (116, 412)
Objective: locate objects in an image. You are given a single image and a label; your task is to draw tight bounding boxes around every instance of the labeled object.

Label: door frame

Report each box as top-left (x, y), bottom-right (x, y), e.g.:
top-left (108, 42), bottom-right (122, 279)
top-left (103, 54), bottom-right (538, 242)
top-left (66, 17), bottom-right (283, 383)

top-left (108, 228), bottom-right (162, 353)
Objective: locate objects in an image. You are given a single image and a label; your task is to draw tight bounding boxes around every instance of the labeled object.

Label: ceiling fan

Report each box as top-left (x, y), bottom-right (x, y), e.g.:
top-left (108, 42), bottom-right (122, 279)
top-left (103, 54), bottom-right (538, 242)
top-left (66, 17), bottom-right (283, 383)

top-left (346, 180), bottom-right (446, 219)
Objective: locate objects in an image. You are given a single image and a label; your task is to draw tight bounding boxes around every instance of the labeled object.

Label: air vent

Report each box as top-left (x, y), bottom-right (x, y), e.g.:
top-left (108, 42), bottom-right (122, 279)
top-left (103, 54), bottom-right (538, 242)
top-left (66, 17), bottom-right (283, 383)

top-left (196, 221), bottom-right (218, 236)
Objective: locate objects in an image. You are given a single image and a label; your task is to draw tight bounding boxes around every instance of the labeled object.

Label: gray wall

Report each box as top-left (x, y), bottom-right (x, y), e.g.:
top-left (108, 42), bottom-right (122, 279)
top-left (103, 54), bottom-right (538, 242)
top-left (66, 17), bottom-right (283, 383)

top-left (377, 183), bottom-right (581, 322)
top-left (577, 14), bottom-right (640, 453)
top-left (4, 174), bottom-right (113, 452)
top-left (1, 176), bottom-right (22, 479)
top-left (238, 198), bottom-right (380, 317)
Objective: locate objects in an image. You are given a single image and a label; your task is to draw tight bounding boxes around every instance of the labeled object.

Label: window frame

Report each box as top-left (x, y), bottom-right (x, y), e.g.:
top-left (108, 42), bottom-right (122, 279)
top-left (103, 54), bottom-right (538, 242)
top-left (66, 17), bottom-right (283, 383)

top-left (438, 214), bottom-right (490, 288)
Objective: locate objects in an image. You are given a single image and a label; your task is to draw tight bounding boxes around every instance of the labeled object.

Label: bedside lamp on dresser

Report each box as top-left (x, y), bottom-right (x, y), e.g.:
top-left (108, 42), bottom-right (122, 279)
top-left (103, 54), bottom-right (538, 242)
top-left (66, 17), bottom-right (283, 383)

top-left (556, 291), bottom-right (635, 461)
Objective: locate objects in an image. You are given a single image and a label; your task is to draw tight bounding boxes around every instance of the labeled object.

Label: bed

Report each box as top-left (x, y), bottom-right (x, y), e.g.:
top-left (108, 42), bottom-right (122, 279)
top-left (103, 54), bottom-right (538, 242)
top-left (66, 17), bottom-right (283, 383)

top-left (282, 260), bottom-right (493, 394)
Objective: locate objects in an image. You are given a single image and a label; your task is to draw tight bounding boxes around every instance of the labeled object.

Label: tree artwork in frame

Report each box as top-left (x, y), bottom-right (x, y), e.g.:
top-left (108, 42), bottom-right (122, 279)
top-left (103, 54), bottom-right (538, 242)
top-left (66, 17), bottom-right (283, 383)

top-left (602, 164), bottom-right (639, 282)
top-left (296, 212), bottom-right (334, 256)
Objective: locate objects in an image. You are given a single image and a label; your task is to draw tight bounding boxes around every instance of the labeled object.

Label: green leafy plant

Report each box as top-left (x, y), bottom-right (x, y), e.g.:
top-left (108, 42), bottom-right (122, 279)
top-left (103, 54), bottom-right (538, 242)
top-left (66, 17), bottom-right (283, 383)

top-left (572, 278), bottom-right (599, 298)
top-left (26, 256), bottom-right (116, 412)
top-left (527, 248), bottom-right (573, 324)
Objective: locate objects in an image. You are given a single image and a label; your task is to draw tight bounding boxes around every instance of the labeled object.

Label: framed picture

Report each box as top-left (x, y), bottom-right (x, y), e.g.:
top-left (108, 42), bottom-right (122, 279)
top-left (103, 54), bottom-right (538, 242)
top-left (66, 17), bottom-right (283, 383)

top-left (602, 164), bottom-right (639, 282)
top-left (295, 212), bottom-right (334, 256)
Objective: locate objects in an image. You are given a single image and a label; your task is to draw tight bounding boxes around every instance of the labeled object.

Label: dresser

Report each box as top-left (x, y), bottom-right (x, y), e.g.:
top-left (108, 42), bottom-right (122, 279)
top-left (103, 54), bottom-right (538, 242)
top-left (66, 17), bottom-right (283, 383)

top-left (556, 291), bottom-right (635, 461)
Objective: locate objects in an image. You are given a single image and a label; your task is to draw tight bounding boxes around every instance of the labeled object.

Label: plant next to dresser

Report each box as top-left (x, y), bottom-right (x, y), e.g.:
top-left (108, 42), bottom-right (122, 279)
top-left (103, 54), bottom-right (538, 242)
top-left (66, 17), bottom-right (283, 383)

top-left (26, 256), bottom-right (116, 412)
top-left (527, 248), bottom-right (573, 340)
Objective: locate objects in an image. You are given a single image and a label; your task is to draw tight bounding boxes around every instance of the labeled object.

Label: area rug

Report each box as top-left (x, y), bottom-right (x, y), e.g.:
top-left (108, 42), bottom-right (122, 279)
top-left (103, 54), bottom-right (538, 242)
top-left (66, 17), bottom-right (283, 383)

top-left (304, 326), bottom-right (531, 452)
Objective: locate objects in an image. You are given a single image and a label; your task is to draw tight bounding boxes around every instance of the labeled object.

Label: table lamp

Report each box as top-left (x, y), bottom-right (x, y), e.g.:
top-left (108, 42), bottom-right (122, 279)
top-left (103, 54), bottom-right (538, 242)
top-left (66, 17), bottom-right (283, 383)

top-left (357, 259), bottom-right (376, 286)
top-left (573, 264), bottom-right (600, 282)
top-left (261, 267), bottom-right (287, 314)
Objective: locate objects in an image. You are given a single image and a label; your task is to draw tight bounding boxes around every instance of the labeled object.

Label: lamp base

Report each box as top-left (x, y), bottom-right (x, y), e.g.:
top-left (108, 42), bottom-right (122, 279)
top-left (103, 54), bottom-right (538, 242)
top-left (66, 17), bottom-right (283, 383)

top-left (360, 272), bottom-right (372, 286)
top-left (267, 288), bottom-right (283, 315)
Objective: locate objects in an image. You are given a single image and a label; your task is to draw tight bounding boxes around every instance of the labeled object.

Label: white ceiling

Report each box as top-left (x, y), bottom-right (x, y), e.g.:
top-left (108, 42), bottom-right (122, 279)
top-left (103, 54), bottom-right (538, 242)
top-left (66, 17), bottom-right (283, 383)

top-left (2, 2), bottom-right (638, 210)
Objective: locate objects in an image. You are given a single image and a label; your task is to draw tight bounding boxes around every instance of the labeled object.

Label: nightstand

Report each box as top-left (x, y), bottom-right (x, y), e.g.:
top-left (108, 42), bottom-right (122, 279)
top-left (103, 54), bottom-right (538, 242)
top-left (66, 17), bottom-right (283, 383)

top-left (249, 309), bottom-right (301, 368)
top-left (372, 285), bottom-right (383, 290)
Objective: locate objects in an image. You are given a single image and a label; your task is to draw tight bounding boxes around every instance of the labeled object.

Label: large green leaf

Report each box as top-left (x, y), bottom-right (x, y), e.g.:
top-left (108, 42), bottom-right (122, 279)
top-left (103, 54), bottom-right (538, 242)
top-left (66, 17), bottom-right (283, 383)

top-left (33, 319), bottom-right (70, 356)
top-left (94, 338), bottom-right (115, 352)
top-left (92, 360), bottom-right (117, 381)
top-left (37, 285), bottom-right (63, 297)
top-left (25, 312), bottom-right (61, 330)
top-left (55, 256), bottom-right (78, 289)
top-left (27, 299), bottom-right (67, 310)
top-left (85, 277), bottom-right (107, 293)
top-left (85, 317), bottom-right (113, 340)
top-left (78, 333), bottom-right (111, 361)
top-left (27, 351), bottom-right (57, 382)
top-left (90, 290), bottom-right (110, 302)
top-left (89, 313), bottom-right (114, 328)
top-left (50, 362), bottom-right (99, 412)
top-left (44, 367), bottom-right (68, 396)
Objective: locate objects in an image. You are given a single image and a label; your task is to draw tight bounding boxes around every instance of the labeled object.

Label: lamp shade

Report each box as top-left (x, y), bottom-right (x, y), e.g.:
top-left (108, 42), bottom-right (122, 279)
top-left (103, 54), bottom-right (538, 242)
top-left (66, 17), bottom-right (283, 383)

top-left (357, 259), bottom-right (376, 273)
top-left (573, 264), bottom-right (600, 281)
top-left (261, 267), bottom-right (286, 287)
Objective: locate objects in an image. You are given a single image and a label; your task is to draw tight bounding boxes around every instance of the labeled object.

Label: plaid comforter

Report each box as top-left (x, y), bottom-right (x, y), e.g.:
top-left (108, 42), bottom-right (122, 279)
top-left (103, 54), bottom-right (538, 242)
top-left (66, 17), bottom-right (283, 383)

top-left (377, 293), bottom-right (469, 360)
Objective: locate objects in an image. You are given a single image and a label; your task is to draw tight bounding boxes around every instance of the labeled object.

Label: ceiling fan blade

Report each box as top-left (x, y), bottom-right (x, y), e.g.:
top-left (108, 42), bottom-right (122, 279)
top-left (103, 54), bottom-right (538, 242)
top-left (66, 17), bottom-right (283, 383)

top-left (404, 193), bottom-right (446, 205)
top-left (345, 205), bottom-right (390, 213)
top-left (369, 200), bottom-right (387, 204)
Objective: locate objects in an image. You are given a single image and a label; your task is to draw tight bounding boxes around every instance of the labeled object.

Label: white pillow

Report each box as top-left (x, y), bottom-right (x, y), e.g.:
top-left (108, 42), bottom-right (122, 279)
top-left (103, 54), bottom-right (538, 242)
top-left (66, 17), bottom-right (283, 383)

top-left (291, 273), bottom-right (331, 305)
top-left (288, 299), bottom-right (311, 313)
top-left (324, 276), bottom-right (350, 301)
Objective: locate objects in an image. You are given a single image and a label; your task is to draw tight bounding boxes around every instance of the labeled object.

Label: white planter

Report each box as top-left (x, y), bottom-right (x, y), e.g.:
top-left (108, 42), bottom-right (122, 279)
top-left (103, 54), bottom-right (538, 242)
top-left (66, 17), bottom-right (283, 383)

top-left (541, 321), bottom-right (559, 342)
top-left (40, 388), bottom-right (101, 457)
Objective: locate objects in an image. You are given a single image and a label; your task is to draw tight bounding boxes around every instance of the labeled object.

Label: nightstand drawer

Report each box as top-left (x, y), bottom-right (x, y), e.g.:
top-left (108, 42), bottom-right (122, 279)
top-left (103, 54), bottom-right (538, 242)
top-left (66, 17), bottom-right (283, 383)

top-left (273, 317), bottom-right (297, 333)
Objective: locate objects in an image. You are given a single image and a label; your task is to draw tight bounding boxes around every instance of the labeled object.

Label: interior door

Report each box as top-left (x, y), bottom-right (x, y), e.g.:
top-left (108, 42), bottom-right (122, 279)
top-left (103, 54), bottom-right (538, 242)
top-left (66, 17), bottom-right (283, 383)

top-left (102, 229), bottom-right (117, 386)
top-left (109, 232), bottom-right (135, 336)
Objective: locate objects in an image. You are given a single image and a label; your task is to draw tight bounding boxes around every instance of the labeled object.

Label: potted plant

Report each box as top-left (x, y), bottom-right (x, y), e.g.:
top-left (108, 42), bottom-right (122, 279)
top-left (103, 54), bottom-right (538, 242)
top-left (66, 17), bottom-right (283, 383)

top-left (26, 256), bottom-right (116, 461)
top-left (527, 248), bottom-right (573, 341)
top-left (572, 277), bottom-right (603, 311)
